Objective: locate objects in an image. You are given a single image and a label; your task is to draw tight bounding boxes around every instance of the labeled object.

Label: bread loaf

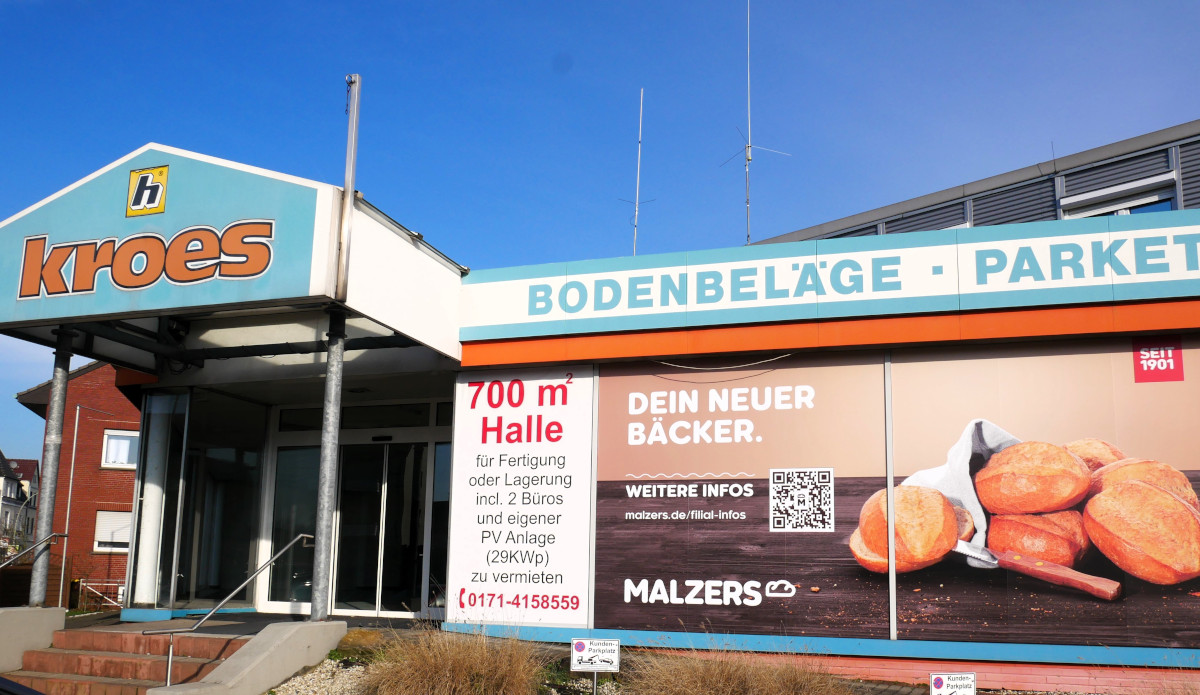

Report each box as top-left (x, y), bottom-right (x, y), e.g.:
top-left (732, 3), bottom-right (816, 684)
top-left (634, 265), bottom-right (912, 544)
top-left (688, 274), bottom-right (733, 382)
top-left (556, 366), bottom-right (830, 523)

top-left (986, 510), bottom-right (1089, 567)
top-left (1090, 458), bottom-right (1199, 510)
top-left (975, 441), bottom-right (1090, 514)
top-left (954, 506), bottom-right (975, 542)
top-left (1064, 438), bottom-right (1126, 472)
top-left (849, 528), bottom-right (927, 573)
top-left (855, 486), bottom-right (958, 572)
top-left (1083, 480), bottom-right (1200, 585)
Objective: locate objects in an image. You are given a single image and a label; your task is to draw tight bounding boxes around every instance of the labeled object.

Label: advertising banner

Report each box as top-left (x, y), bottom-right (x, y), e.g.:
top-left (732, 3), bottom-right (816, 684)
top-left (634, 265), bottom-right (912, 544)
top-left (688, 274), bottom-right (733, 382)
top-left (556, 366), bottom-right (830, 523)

top-left (888, 337), bottom-right (1200, 648)
top-left (594, 355), bottom-right (889, 637)
top-left (592, 336), bottom-right (1200, 650)
top-left (447, 366), bottom-right (596, 628)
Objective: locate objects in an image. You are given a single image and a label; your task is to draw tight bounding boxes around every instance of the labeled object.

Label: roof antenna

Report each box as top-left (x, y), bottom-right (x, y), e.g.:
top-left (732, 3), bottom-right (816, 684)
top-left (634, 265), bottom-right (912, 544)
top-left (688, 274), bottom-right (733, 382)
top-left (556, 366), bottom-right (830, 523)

top-left (722, 0), bottom-right (790, 245)
top-left (619, 88), bottom-right (654, 255)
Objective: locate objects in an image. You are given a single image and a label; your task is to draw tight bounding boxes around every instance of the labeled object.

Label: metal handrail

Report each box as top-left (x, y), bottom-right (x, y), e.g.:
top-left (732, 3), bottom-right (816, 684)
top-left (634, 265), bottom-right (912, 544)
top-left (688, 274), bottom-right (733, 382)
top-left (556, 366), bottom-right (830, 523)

top-left (142, 533), bottom-right (313, 687)
top-left (0, 533), bottom-right (66, 572)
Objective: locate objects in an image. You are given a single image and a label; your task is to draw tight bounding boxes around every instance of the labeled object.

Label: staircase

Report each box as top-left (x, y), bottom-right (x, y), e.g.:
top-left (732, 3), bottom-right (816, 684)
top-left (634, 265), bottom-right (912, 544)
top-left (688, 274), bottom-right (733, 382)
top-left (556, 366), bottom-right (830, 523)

top-left (2, 628), bottom-right (249, 695)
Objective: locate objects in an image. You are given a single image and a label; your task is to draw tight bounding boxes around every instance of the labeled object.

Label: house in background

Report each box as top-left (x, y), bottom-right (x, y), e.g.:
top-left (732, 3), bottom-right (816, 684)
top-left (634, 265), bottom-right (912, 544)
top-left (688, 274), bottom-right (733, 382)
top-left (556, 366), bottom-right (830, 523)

top-left (16, 362), bottom-right (142, 606)
top-left (0, 454), bottom-right (37, 556)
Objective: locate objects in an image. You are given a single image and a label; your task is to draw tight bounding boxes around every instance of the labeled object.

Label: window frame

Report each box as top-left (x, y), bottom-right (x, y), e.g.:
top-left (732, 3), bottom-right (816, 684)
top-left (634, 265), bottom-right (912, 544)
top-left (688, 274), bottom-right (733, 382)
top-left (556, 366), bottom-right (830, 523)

top-left (1062, 189), bottom-right (1175, 219)
top-left (1060, 170), bottom-right (1178, 219)
top-left (93, 510), bottom-right (132, 554)
top-left (100, 429), bottom-right (140, 470)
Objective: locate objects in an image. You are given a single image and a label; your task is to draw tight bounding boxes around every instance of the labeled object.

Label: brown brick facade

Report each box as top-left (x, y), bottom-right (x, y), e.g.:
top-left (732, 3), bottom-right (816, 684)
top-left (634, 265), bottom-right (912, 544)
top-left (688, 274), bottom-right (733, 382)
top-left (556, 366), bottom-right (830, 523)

top-left (37, 364), bottom-right (141, 600)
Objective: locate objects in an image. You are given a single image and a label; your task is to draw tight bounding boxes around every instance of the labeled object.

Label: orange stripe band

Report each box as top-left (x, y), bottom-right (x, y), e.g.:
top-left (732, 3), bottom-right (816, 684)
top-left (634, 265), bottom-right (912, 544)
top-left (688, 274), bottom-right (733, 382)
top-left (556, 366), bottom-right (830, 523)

top-left (461, 298), bottom-right (1200, 366)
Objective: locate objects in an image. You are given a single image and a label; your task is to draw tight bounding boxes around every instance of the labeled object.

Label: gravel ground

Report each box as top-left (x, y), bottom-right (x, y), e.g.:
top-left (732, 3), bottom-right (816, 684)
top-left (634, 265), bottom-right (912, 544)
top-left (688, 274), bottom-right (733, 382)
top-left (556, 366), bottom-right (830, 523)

top-left (270, 659), bottom-right (368, 695)
top-left (266, 659), bottom-right (1092, 695)
top-left (267, 659), bottom-right (625, 695)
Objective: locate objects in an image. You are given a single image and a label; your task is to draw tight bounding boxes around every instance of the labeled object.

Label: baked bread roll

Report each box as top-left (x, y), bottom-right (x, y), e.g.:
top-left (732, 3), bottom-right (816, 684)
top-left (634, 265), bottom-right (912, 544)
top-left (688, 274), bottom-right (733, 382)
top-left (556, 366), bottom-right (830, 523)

top-left (987, 510), bottom-right (1089, 567)
top-left (1083, 480), bottom-right (1200, 585)
top-left (854, 487), bottom-right (958, 573)
top-left (1064, 438), bottom-right (1126, 472)
top-left (954, 506), bottom-right (975, 542)
top-left (975, 441), bottom-right (1090, 514)
top-left (1090, 458), bottom-right (1199, 510)
top-left (849, 527), bottom-right (927, 573)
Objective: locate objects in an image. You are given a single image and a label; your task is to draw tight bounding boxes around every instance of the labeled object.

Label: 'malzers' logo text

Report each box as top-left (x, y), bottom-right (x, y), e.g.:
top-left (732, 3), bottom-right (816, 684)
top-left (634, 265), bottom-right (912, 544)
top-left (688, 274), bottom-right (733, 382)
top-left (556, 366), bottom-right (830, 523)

top-left (19, 220), bottom-right (274, 299)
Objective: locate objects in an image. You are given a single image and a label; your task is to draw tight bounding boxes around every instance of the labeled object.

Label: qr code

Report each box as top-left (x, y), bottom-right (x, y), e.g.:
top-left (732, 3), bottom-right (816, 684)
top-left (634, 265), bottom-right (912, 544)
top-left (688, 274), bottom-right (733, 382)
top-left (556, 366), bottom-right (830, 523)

top-left (769, 468), bottom-right (834, 532)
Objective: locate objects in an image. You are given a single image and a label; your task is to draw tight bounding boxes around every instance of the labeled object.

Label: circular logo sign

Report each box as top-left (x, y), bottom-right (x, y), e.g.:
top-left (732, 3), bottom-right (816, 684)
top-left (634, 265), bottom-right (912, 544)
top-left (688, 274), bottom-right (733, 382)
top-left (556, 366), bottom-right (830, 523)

top-left (573, 641), bottom-right (585, 652)
top-left (933, 677), bottom-right (944, 689)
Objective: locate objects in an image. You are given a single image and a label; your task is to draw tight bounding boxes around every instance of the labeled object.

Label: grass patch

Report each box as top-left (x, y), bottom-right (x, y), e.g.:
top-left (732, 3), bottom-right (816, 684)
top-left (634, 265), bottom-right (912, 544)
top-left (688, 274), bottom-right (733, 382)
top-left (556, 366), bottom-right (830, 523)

top-left (1138, 679), bottom-right (1200, 695)
top-left (621, 649), bottom-right (853, 695)
top-left (364, 626), bottom-right (553, 695)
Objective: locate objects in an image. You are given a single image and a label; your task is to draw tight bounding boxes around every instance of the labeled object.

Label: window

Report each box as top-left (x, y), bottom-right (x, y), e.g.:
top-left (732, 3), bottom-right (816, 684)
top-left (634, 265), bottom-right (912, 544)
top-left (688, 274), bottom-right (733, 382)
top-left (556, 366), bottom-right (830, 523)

top-left (1064, 189), bottom-right (1175, 218)
top-left (94, 511), bottom-right (131, 553)
top-left (101, 430), bottom-right (140, 470)
top-left (1060, 171), bottom-right (1177, 219)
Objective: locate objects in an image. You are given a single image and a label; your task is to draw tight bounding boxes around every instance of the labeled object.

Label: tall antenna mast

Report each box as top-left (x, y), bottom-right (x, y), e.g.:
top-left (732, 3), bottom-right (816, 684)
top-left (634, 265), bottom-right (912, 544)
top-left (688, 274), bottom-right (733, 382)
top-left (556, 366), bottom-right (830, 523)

top-left (634, 88), bottom-right (644, 255)
top-left (724, 0), bottom-right (789, 245)
top-left (620, 89), bottom-right (654, 255)
top-left (744, 0), bottom-right (752, 245)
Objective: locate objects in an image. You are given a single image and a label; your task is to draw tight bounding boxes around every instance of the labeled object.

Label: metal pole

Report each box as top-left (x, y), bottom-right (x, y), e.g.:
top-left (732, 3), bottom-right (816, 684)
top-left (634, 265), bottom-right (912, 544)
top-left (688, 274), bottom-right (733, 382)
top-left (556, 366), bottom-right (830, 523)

top-left (744, 0), bottom-right (752, 245)
top-left (334, 74), bottom-right (361, 302)
top-left (884, 351), bottom-right (897, 641)
top-left (633, 88), bottom-right (643, 256)
top-left (57, 406), bottom-right (80, 608)
top-left (309, 311), bottom-right (345, 621)
top-left (29, 328), bottom-right (74, 607)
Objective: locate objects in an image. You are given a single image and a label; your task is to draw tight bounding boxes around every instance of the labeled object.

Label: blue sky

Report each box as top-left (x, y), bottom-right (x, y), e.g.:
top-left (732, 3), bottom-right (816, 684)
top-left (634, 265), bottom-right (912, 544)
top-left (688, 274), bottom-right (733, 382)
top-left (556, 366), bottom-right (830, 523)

top-left (2, 0), bottom-right (1199, 458)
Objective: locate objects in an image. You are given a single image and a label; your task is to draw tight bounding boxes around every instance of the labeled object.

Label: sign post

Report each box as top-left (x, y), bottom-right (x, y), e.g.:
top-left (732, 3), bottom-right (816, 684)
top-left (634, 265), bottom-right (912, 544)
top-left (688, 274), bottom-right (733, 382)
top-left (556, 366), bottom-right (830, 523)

top-left (571, 638), bottom-right (620, 695)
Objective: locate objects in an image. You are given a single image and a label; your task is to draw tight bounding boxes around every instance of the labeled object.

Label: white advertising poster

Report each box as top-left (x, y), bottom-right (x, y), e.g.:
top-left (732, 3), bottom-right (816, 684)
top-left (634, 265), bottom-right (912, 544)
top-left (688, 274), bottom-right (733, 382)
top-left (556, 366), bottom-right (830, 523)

top-left (447, 365), bottom-right (596, 627)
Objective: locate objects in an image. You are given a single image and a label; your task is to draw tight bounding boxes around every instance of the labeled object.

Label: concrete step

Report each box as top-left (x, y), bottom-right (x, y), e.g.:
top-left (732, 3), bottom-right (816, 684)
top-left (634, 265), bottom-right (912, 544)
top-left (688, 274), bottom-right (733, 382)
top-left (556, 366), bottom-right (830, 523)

top-left (23, 647), bottom-right (218, 684)
top-left (51, 629), bottom-right (248, 659)
top-left (3, 669), bottom-right (164, 695)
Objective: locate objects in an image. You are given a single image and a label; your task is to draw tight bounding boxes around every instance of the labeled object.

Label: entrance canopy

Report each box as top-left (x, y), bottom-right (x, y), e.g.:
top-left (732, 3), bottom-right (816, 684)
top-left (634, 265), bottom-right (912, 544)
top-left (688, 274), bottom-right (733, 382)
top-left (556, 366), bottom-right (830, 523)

top-left (0, 144), bottom-right (465, 372)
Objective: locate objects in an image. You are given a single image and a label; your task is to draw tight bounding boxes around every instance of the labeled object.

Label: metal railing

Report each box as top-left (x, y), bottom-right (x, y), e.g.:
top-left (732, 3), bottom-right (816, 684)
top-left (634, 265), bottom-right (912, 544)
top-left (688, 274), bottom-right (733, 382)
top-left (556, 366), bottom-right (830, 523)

top-left (142, 533), bottom-right (313, 687)
top-left (79, 580), bottom-right (124, 609)
top-left (0, 533), bottom-right (66, 572)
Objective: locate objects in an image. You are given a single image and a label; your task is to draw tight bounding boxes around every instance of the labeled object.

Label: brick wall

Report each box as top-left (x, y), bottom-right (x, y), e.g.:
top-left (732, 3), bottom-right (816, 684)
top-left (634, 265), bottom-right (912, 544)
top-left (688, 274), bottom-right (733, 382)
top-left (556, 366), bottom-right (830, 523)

top-left (40, 364), bottom-right (141, 589)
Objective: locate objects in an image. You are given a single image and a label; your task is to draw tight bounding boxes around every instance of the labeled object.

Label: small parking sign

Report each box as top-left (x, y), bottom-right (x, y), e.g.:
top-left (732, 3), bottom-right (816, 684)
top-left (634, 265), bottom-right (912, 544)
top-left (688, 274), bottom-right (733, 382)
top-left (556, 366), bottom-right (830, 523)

top-left (931, 672), bottom-right (975, 695)
top-left (570, 638), bottom-right (620, 673)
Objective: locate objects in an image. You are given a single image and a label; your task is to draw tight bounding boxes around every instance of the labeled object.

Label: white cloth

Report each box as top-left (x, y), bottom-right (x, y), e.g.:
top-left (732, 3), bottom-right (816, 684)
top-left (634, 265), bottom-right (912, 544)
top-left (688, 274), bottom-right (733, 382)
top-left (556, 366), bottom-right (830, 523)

top-left (901, 418), bottom-right (1021, 567)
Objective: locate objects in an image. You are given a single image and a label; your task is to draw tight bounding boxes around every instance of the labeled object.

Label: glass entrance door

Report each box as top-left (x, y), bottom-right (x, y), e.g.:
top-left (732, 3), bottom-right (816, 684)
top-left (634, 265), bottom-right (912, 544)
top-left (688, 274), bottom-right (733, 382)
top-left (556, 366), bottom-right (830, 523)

top-left (265, 441), bottom-right (432, 616)
top-left (333, 443), bottom-right (428, 613)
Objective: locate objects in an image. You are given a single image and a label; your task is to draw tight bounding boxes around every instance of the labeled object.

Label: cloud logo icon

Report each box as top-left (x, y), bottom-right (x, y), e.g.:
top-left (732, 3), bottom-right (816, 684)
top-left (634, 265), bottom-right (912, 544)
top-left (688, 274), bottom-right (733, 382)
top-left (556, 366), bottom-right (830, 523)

top-left (765, 580), bottom-right (797, 598)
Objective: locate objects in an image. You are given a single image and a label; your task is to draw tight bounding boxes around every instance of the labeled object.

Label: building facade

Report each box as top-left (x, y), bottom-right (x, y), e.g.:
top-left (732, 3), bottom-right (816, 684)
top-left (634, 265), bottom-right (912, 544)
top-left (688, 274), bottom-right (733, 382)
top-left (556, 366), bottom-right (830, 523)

top-left (17, 362), bottom-right (141, 606)
top-left (0, 455), bottom-right (37, 555)
top-left (1, 123), bottom-right (1199, 675)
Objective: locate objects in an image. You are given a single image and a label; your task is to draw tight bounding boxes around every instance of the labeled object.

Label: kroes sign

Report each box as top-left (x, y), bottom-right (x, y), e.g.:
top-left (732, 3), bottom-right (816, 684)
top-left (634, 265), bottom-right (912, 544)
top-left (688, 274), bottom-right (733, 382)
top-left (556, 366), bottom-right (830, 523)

top-left (18, 220), bottom-right (275, 299)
